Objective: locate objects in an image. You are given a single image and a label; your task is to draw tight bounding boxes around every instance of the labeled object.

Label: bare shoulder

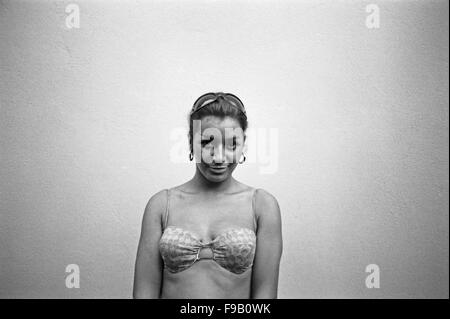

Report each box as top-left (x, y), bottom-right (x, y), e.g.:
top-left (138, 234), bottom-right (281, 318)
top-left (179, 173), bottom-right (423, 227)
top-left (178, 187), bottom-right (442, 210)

top-left (254, 188), bottom-right (281, 221)
top-left (142, 189), bottom-right (168, 226)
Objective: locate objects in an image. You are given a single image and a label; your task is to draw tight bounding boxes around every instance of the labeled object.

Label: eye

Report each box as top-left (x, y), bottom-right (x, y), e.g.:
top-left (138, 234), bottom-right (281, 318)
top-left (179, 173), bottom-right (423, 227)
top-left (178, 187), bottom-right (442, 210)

top-left (201, 136), bottom-right (214, 147)
top-left (226, 137), bottom-right (238, 150)
top-left (226, 141), bottom-right (237, 150)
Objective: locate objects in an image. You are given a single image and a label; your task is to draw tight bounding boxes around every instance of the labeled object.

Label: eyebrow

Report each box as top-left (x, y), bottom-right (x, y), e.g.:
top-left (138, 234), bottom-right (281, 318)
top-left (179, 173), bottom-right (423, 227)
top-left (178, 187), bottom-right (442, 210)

top-left (202, 135), bottom-right (214, 140)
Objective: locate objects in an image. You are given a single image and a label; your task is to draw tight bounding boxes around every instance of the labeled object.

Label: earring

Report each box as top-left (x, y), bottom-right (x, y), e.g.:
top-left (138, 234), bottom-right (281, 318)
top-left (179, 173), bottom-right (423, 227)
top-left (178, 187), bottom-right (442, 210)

top-left (238, 152), bottom-right (246, 164)
top-left (189, 151), bottom-right (194, 161)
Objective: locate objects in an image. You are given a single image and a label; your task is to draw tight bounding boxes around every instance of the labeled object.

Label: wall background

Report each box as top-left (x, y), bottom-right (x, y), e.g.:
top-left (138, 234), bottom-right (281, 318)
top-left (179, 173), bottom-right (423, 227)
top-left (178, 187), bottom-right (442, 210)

top-left (0, 0), bottom-right (448, 298)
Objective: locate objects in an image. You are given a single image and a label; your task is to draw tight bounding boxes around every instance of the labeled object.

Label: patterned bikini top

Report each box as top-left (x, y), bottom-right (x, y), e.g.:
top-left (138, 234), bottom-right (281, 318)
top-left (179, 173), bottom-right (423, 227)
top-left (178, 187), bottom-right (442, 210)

top-left (158, 188), bottom-right (258, 274)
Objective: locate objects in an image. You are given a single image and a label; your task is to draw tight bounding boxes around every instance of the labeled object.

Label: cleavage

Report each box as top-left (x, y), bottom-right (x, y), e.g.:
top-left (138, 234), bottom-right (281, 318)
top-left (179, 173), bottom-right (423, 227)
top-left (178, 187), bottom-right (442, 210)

top-left (188, 226), bottom-right (218, 243)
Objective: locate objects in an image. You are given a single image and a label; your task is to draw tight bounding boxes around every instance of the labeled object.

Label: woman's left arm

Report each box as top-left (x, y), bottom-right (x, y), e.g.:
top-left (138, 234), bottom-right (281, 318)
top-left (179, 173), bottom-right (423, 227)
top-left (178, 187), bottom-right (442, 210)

top-left (251, 188), bottom-right (283, 299)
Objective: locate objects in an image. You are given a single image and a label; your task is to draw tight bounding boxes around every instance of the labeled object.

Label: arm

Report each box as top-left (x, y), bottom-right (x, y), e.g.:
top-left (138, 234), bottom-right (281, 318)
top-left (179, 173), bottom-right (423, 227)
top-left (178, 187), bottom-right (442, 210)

top-left (251, 188), bottom-right (283, 299)
top-left (132, 190), bottom-right (167, 298)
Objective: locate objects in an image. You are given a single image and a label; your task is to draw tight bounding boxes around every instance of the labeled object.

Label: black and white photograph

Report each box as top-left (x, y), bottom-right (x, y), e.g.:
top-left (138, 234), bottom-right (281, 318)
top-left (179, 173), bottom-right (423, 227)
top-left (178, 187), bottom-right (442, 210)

top-left (0, 0), bottom-right (448, 300)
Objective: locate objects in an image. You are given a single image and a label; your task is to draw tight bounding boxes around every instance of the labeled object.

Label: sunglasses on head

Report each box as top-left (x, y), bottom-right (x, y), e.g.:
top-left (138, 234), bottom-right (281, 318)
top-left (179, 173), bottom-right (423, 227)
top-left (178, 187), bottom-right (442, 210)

top-left (190, 92), bottom-right (247, 119)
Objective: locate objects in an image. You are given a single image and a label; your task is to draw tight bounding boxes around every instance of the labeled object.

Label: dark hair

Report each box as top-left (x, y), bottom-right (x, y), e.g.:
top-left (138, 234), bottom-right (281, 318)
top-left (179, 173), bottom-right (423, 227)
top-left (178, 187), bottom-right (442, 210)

top-left (188, 93), bottom-right (248, 153)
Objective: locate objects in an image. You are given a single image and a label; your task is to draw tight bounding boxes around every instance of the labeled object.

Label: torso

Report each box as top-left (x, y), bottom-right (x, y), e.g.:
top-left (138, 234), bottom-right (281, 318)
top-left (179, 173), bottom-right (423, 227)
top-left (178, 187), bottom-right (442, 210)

top-left (159, 184), bottom-right (257, 298)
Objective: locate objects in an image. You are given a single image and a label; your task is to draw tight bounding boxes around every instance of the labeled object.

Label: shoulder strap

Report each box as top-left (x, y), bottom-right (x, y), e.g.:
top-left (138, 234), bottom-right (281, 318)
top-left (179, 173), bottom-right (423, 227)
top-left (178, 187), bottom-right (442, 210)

top-left (252, 188), bottom-right (258, 233)
top-left (163, 188), bottom-right (171, 230)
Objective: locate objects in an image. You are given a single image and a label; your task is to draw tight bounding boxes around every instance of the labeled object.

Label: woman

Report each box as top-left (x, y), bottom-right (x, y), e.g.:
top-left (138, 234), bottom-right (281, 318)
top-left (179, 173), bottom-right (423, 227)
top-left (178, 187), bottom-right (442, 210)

top-left (133, 92), bottom-right (282, 299)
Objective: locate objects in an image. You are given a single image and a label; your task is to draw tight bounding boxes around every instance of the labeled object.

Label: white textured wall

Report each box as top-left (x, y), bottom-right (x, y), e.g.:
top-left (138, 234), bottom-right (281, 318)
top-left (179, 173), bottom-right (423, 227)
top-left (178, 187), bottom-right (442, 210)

top-left (0, 0), bottom-right (448, 298)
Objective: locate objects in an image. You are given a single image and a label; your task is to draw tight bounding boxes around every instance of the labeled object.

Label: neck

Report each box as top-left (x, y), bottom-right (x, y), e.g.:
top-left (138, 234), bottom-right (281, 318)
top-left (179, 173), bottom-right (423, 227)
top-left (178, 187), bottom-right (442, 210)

top-left (191, 166), bottom-right (237, 194)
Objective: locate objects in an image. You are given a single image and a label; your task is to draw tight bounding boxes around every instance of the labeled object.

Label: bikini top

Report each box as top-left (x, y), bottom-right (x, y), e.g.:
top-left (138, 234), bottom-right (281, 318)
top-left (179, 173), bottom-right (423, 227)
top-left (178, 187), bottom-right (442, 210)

top-left (158, 188), bottom-right (258, 274)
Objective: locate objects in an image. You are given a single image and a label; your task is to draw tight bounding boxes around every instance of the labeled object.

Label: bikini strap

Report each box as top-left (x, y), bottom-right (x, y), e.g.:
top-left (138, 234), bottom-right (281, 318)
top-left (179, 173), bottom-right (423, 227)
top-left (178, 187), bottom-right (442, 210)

top-left (163, 188), bottom-right (171, 230)
top-left (252, 188), bottom-right (258, 233)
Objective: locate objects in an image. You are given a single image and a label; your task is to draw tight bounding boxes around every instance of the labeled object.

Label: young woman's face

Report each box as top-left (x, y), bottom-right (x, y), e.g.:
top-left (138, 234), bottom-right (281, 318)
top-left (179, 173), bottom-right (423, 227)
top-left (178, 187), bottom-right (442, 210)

top-left (192, 115), bottom-right (246, 183)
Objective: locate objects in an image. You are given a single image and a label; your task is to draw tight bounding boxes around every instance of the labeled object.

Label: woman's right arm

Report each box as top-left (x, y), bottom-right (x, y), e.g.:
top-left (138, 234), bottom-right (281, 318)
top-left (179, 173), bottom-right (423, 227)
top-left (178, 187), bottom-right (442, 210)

top-left (133, 190), bottom-right (167, 298)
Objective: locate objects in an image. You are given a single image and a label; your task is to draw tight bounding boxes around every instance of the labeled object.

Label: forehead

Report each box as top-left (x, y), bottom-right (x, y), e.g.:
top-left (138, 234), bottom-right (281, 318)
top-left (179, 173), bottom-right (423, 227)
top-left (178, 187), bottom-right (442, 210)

top-left (198, 116), bottom-right (244, 138)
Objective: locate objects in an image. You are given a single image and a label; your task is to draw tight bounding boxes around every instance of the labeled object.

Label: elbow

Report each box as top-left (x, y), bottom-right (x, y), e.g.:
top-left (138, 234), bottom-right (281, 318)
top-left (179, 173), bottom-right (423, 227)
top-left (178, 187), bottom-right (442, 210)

top-left (132, 281), bottom-right (161, 299)
top-left (251, 283), bottom-right (278, 299)
top-left (251, 290), bottom-right (278, 299)
top-left (133, 289), bottom-right (160, 299)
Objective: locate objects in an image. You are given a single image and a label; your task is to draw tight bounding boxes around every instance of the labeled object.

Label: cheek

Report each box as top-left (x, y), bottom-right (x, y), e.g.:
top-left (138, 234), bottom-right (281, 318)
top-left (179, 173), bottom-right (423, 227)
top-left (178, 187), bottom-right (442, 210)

top-left (229, 147), bottom-right (244, 160)
top-left (200, 148), bottom-right (213, 161)
top-left (228, 150), bottom-right (240, 162)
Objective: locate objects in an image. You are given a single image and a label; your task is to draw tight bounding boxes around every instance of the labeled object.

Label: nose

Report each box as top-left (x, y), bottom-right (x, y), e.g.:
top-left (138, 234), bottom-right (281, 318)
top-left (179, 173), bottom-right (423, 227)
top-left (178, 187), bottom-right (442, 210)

top-left (211, 144), bottom-right (226, 164)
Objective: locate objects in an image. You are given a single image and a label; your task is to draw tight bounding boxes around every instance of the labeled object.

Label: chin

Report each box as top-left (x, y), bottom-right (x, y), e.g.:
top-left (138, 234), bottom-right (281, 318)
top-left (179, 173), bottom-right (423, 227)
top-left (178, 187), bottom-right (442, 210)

top-left (206, 174), bottom-right (228, 182)
top-left (200, 170), bottom-right (228, 182)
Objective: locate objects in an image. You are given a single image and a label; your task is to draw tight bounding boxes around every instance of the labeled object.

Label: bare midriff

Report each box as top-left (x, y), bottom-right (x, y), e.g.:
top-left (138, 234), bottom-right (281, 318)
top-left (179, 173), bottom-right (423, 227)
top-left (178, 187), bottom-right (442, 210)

top-left (160, 259), bottom-right (252, 299)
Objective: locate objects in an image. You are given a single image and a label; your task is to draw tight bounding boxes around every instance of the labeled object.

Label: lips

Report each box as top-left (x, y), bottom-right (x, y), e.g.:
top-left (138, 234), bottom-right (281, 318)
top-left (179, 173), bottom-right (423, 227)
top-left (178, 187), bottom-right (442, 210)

top-left (209, 166), bottom-right (228, 173)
